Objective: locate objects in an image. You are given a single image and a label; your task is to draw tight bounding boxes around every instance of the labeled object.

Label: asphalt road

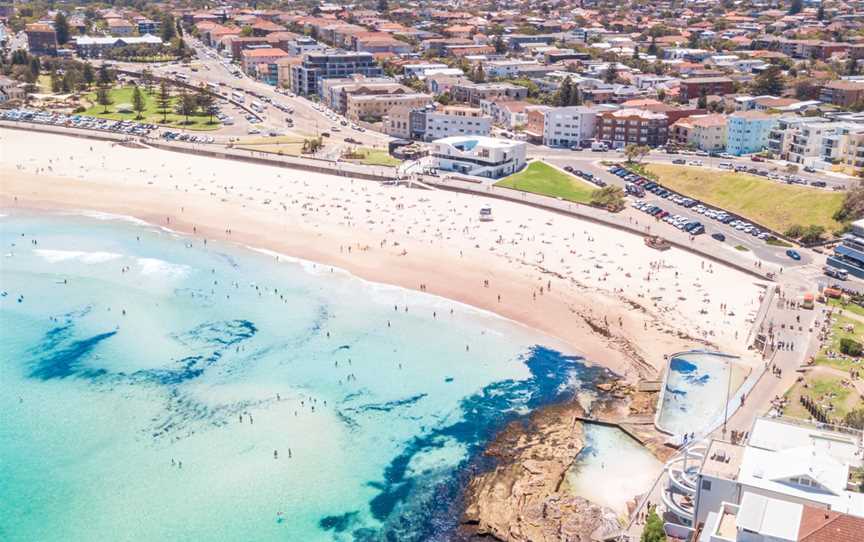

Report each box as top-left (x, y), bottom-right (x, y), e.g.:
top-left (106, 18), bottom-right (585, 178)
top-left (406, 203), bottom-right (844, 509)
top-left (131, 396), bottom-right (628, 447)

top-left (103, 40), bottom-right (392, 154)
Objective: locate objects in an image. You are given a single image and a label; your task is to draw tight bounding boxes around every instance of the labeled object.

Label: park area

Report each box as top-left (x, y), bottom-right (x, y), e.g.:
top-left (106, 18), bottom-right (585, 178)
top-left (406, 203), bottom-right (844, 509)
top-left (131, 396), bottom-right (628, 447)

top-left (783, 368), bottom-right (861, 423)
top-left (342, 147), bottom-right (401, 167)
top-left (644, 164), bottom-right (844, 234)
top-left (84, 86), bottom-right (221, 131)
top-left (495, 161), bottom-right (597, 204)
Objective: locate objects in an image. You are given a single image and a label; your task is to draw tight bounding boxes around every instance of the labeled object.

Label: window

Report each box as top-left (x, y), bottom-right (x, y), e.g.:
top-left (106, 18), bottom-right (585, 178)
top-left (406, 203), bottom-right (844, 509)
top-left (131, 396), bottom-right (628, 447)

top-left (701, 480), bottom-right (712, 491)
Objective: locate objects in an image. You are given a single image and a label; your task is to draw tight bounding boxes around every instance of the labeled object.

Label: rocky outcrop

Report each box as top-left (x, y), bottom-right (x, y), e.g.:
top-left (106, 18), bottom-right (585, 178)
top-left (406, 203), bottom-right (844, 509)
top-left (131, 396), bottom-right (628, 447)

top-left (460, 402), bottom-right (620, 542)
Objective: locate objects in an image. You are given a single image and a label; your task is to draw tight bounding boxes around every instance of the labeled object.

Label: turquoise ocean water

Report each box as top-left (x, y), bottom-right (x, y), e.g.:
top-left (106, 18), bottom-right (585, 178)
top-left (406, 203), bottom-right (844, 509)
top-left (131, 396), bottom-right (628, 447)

top-left (0, 211), bottom-right (614, 541)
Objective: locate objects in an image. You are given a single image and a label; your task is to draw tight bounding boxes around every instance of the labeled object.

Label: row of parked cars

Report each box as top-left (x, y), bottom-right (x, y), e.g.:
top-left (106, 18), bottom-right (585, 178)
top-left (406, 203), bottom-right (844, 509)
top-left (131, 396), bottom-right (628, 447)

top-left (563, 165), bottom-right (608, 187)
top-left (161, 131), bottom-right (215, 144)
top-left (2, 109), bottom-right (156, 136)
top-left (611, 164), bottom-right (781, 243)
top-left (631, 201), bottom-right (706, 235)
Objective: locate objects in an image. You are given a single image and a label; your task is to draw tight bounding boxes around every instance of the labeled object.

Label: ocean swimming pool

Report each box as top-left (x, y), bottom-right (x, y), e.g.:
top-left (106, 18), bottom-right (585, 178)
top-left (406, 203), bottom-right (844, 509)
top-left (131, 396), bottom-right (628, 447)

top-left (0, 211), bottom-right (618, 542)
top-left (655, 351), bottom-right (749, 438)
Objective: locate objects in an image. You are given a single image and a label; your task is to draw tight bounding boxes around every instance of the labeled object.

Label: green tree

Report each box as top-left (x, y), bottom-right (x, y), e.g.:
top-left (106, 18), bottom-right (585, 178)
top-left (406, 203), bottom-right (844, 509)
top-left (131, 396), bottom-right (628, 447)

top-left (132, 85), bottom-right (146, 120)
top-left (82, 63), bottom-right (95, 88)
top-left (603, 63), bottom-right (617, 84)
top-left (29, 57), bottom-right (40, 79)
top-left (50, 71), bottom-right (62, 93)
top-left (302, 137), bottom-right (323, 153)
top-left (54, 12), bottom-right (70, 45)
top-left (493, 34), bottom-right (506, 54)
top-left (817, 4), bottom-right (825, 20)
top-left (196, 85), bottom-right (216, 123)
top-left (141, 68), bottom-right (154, 93)
top-left (161, 15), bottom-right (176, 42)
top-left (647, 36), bottom-right (658, 56)
top-left (844, 409), bottom-right (864, 430)
top-left (175, 89), bottom-right (197, 124)
top-left (624, 144), bottom-right (650, 163)
top-left (473, 63), bottom-right (485, 83)
top-left (590, 185), bottom-right (626, 212)
top-left (156, 81), bottom-right (172, 123)
top-left (556, 76), bottom-right (573, 106)
top-left (847, 58), bottom-right (859, 76)
top-left (377, 0), bottom-right (389, 12)
top-left (96, 85), bottom-right (112, 113)
top-left (840, 338), bottom-right (863, 357)
top-left (97, 64), bottom-right (112, 87)
top-left (788, 0), bottom-right (803, 15)
top-left (240, 26), bottom-right (253, 37)
top-left (641, 509), bottom-right (666, 542)
top-left (751, 65), bottom-right (784, 96)
top-left (697, 88), bottom-right (708, 109)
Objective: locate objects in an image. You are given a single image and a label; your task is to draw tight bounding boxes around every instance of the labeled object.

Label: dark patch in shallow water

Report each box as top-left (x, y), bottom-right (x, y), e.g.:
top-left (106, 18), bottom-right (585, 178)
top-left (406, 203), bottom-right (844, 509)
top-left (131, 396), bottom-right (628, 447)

top-left (319, 511), bottom-right (360, 532)
top-left (320, 345), bottom-right (616, 542)
top-left (28, 330), bottom-right (117, 380)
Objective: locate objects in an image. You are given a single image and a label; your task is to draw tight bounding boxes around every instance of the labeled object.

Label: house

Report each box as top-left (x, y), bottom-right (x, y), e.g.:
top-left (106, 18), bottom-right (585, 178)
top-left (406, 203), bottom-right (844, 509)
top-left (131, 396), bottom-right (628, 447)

top-left (524, 105), bottom-right (610, 148)
top-left (725, 110), bottom-right (778, 156)
top-left (75, 35), bottom-right (163, 58)
top-left (289, 51), bottom-right (384, 96)
top-left (451, 82), bottom-right (528, 106)
top-left (430, 135), bottom-right (526, 179)
top-left (346, 91), bottom-right (431, 122)
top-left (390, 104), bottom-right (491, 141)
top-left (679, 77), bottom-right (735, 101)
top-left (105, 18), bottom-right (135, 37)
top-left (0, 75), bottom-right (27, 102)
top-left (597, 108), bottom-right (669, 148)
top-left (480, 100), bottom-right (530, 129)
top-left (240, 47), bottom-right (289, 80)
top-left (819, 80), bottom-right (864, 108)
top-left (25, 23), bottom-right (57, 55)
top-left (664, 416), bottom-right (864, 529)
top-left (670, 114), bottom-right (727, 151)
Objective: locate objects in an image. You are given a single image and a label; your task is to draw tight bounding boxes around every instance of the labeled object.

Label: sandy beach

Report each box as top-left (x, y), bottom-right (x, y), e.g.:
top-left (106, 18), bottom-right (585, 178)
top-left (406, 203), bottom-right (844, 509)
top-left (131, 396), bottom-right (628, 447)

top-left (0, 127), bottom-right (767, 379)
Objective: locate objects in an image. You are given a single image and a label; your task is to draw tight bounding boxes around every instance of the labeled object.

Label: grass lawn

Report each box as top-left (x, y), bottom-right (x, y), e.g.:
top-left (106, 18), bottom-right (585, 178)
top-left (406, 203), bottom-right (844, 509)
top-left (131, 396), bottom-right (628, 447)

top-left (342, 147), bottom-right (401, 167)
top-left (813, 314), bottom-right (864, 371)
top-left (827, 298), bottom-right (864, 319)
top-left (645, 163), bottom-right (844, 233)
top-left (235, 143), bottom-right (304, 156)
top-left (495, 161), bottom-right (596, 204)
top-left (84, 86), bottom-right (221, 131)
top-left (784, 372), bottom-right (856, 419)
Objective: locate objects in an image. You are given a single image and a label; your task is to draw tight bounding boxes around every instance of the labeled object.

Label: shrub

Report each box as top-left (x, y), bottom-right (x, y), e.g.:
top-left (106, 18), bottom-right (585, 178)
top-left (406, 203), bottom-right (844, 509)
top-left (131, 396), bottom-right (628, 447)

top-left (839, 337), bottom-right (862, 357)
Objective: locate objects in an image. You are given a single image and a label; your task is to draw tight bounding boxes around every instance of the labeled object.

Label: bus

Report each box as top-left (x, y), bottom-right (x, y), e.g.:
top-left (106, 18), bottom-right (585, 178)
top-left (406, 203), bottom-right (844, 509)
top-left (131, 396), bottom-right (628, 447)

top-left (207, 82), bottom-right (219, 92)
top-left (232, 91), bottom-right (245, 103)
top-left (176, 73), bottom-right (188, 82)
top-left (250, 101), bottom-right (263, 113)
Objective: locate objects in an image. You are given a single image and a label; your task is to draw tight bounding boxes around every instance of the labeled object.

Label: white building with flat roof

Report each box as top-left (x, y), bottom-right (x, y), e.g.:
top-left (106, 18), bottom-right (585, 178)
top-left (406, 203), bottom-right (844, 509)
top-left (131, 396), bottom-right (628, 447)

top-left (661, 417), bottom-right (864, 531)
top-left (431, 136), bottom-right (526, 179)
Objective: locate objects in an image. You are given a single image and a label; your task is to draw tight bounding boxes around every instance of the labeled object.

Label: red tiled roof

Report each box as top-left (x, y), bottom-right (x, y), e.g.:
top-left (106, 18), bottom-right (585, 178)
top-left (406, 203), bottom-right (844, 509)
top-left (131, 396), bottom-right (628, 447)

top-left (798, 506), bottom-right (864, 542)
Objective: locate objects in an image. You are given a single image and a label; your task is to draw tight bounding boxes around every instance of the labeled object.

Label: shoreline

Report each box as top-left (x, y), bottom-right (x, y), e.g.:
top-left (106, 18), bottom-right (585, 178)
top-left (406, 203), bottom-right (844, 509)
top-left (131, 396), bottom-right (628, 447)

top-left (1, 127), bottom-right (767, 540)
top-left (0, 127), bottom-right (767, 382)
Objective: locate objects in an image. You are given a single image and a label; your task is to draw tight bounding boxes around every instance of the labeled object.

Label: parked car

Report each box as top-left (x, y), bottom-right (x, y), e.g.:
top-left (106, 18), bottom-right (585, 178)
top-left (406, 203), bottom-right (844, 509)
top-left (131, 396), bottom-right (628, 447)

top-left (672, 158), bottom-right (686, 165)
top-left (711, 233), bottom-right (726, 242)
top-left (751, 155), bottom-right (765, 162)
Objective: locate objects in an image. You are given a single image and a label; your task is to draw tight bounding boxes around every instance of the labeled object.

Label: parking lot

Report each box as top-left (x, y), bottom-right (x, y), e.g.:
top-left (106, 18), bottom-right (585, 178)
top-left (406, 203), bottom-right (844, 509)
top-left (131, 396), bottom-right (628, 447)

top-left (2, 109), bottom-right (158, 137)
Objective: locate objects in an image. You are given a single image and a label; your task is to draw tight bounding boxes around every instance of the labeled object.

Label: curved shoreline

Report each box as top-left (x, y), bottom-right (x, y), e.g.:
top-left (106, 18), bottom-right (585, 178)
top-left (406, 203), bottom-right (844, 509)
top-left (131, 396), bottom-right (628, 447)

top-left (0, 127), bottom-right (765, 382)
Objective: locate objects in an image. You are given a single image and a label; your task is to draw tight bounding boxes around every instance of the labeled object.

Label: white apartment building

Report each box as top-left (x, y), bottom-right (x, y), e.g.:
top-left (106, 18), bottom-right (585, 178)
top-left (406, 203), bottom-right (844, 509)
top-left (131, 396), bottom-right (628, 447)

top-left (423, 105), bottom-right (491, 141)
top-left (403, 63), bottom-right (449, 78)
top-left (661, 417), bottom-right (864, 531)
top-left (481, 59), bottom-right (543, 78)
top-left (526, 105), bottom-right (610, 148)
top-left (770, 118), bottom-right (864, 169)
top-left (430, 136), bottom-right (526, 179)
